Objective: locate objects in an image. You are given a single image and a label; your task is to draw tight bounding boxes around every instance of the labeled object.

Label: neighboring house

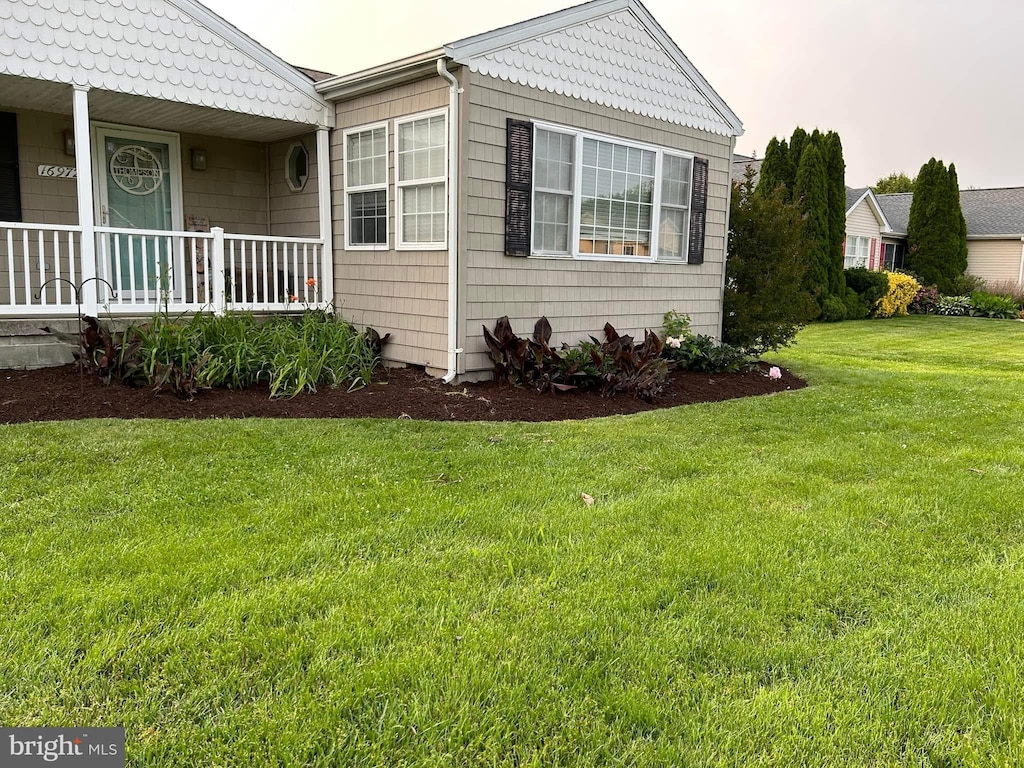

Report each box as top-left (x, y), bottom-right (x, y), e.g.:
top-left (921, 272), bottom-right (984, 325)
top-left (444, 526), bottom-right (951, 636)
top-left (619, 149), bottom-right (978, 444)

top-left (877, 189), bottom-right (1024, 287)
top-left (0, 0), bottom-right (743, 378)
top-left (843, 187), bottom-right (899, 271)
top-left (731, 152), bottom-right (762, 186)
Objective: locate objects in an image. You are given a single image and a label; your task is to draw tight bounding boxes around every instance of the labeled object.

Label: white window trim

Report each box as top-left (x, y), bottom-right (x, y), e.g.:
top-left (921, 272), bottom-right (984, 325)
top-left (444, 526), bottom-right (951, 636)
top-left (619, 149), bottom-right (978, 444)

top-left (284, 141), bottom-right (309, 193)
top-left (394, 108), bottom-right (448, 252)
top-left (529, 120), bottom-right (696, 265)
top-left (342, 121), bottom-right (389, 251)
top-left (845, 235), bottom-right (870, 269)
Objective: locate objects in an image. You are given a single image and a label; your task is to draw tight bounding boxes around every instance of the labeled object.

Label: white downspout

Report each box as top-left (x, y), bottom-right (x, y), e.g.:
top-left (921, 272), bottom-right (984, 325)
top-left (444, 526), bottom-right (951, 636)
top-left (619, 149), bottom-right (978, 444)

top-left (437, 58), bottom-right (462, 383)
top-left (1018, 237), bottom-right (1024, 287)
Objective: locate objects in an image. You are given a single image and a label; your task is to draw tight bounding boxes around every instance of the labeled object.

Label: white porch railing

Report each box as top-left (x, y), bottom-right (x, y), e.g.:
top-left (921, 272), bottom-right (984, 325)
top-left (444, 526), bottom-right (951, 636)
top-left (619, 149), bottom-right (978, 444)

top-left (0, 223), bottom-right (328, 317)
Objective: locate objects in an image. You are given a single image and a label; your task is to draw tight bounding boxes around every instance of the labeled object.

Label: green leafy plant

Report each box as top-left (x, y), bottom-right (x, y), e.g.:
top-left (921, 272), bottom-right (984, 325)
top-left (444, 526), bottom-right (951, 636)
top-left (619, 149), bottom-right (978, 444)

top-left (665, 335), bottom-right (753, 374)
top-left (969, 292), bottom-right (1020, 319)
top-left (844, 268), bottom-right (890, 318)
top-left (935, 295), bottom-right (972, 316)
top-left (950, 273), bottom-right (987, 297)
top-left (820, 295), bottom-right (848, 322)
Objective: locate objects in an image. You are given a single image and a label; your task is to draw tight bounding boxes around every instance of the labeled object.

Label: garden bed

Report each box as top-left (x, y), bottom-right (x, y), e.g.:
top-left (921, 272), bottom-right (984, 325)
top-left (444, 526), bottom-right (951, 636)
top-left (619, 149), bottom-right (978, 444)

top-left (0, 363), bottom-right (805, 424)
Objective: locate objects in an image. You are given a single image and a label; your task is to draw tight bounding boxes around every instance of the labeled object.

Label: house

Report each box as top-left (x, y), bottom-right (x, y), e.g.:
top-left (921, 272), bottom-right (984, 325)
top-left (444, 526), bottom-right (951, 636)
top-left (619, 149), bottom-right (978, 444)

top-left (842, 187), bottom-right (901, 271)
top-left (877, 189), bottom-right (1024, 288)
top-left (0, 0), bottom-right (743, 378)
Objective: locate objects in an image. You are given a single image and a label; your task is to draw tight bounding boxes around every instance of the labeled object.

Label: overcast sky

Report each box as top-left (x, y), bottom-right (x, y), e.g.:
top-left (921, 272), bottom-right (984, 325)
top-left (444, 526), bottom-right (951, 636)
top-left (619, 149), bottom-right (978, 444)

top-left (204, 0), bottom-right (1023, 189)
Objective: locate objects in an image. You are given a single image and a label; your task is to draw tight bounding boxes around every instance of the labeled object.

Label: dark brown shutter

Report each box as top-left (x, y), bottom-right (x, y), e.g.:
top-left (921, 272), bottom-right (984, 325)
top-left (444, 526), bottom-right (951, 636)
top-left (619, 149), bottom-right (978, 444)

top-left (0, 112), bottom-right (21, 222)
top-left (688, 156), bottom-right (709, 264)
top-left (505, 118), bottom-right (533, 256)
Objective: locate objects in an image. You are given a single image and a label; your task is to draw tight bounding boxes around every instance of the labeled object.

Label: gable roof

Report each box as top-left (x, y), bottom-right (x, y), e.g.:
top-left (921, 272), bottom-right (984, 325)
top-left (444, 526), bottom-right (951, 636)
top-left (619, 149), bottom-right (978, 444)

top-left (445, 0), bottom-right (743, 137)
top-left (0, 0), bottom-right (332, 127)
top-left (846, 187), bottom-right (893, 232)
top-left (318, 0), bottom-right (742, 137)
top-left (878, 188), bottom-right (1024, 238)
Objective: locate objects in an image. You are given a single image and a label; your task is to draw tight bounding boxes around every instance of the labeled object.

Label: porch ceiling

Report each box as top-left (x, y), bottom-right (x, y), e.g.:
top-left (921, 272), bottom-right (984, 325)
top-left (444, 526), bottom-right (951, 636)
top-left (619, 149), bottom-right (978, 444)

top-left (0, 74), bottom-right (315, 142)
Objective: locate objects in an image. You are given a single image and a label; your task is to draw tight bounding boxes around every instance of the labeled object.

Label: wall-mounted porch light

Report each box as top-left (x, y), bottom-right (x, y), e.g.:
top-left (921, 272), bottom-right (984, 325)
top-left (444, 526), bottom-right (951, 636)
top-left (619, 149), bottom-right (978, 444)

top-left (191, 147), bottom-right (208, 171)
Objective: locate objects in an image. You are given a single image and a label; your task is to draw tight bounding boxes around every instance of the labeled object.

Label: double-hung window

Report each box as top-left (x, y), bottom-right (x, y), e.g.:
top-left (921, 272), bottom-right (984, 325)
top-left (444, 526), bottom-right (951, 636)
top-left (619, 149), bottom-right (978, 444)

top-left (845, 235), bottom-right (870, 268)
top-left (344, 123), bottom-right (388, 248)
top-left (396, 111), bottom-right (447, 249)
top-left (531, 124), bottom-right (695, 261)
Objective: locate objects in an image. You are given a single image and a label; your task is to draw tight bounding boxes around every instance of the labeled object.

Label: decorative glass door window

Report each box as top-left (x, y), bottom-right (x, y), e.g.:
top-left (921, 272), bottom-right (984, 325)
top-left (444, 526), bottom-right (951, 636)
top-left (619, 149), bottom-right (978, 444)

top-left (93, 125), bottom-right (183, 299)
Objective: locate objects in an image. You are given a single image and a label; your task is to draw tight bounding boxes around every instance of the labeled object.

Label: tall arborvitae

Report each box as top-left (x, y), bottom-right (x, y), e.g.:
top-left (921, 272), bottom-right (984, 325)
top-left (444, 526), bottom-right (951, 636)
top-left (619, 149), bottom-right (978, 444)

top-left (794, 140), bottom-right (831, 309)
top-left (906, 158), bottom-right (969, 293)
top-left (824, 131), bottom-right (847, 297)
top-left (756, 137), bottom-right (791, 200)
top-left (788, 127), bottom-right (809, 191)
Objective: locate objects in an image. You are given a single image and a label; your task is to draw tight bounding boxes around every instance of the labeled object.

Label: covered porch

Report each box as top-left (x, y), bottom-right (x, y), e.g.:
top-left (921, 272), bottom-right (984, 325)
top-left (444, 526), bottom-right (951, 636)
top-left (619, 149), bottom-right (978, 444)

top-left (0, 78), bottom-right (333, 318)
top-left (0, 0), bottom-right (335, 321)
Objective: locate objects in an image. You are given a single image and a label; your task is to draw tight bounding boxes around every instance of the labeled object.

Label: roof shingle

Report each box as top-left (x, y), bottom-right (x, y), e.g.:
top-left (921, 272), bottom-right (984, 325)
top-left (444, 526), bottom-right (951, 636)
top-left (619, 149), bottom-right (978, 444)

top-left (878, 188), bottom-right (1024, 237)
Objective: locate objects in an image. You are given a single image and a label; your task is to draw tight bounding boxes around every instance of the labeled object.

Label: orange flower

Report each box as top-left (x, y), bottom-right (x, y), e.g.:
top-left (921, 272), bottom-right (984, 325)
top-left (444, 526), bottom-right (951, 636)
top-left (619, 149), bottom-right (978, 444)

top-left (306, 277), bottom-right (317, 287)
top-left (288, 294), bottom-right (298, 303)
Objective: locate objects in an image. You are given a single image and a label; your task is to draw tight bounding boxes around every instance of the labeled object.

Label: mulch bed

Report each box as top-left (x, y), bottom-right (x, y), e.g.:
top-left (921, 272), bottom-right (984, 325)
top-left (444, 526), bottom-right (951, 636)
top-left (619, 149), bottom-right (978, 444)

top-left (0, 363), bottom-right (805, 424)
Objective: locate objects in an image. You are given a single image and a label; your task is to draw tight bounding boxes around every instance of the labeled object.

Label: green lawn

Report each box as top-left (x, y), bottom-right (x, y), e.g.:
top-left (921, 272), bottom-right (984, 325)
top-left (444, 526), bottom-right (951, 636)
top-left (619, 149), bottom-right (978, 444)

top-left (2, 316), bottom-right (1024, 766)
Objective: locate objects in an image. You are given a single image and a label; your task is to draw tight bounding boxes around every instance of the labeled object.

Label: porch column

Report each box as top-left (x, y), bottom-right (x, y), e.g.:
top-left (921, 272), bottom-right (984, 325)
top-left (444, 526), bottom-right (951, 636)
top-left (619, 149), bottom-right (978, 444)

top-left (316, 126), bottom-right (334, 307)
top-left (72, 86), bottom-right (98, 315)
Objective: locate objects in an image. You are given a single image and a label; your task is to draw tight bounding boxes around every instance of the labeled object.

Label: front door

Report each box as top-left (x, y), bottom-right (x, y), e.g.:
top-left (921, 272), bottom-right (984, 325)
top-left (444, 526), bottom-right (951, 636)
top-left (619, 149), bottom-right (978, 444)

top-left (93, 125), bottom-right (183, 298)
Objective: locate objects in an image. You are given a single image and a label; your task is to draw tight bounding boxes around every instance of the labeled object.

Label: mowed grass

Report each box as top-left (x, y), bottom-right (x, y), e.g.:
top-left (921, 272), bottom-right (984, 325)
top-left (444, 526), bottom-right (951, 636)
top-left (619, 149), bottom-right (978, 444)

top-left (2, 316), bottom-right (1024, 766)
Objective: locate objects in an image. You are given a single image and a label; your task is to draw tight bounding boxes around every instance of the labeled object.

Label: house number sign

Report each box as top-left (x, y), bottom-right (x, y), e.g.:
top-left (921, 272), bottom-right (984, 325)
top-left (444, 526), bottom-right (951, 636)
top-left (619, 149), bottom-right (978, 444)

top-left (108, 145), bottom-right (164, 196)
top-left (37, 165), bottom-right (77, 179)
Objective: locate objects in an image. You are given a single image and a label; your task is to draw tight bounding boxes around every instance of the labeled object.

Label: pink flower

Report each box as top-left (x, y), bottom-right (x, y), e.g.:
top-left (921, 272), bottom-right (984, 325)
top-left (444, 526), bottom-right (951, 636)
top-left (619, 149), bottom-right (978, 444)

top-left (768, 366), bottom-right (782, 380)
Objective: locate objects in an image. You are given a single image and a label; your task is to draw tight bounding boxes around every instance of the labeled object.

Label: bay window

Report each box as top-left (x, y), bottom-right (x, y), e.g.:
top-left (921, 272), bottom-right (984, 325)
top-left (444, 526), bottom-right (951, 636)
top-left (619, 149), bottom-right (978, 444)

top-left (531, 124), bottom-right (694, 261)
top-left (396, 111), bottom-right (447, 249)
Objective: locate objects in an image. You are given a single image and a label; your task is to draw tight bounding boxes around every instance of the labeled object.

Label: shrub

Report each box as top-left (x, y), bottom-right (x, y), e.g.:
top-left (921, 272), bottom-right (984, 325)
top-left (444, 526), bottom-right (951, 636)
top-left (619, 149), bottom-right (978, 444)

top-left (935, 296), bottom-right (972, 316)
top-left (724, 168), bottom-right (816, 354)
top-left (80, 311), bottom-right (385, 399)
top-left (949, 273), bottom-right (987, 296)
top-left (876, 271), bottom-right (922, 318)
top-left (984, 280), bottom-right (1024, 307)
top-left (820, 294), bottom-right (848, 322)
top-left (664, 334), bottom-right (753, 374)
top-left (909, 285), bottom-right (941, 314)
top-left (969, 291), bottom-right (1020, 319)
top-left (844, 267), bottom-right (890, 317)
top-left (843, 288), bottom-right (868, 321)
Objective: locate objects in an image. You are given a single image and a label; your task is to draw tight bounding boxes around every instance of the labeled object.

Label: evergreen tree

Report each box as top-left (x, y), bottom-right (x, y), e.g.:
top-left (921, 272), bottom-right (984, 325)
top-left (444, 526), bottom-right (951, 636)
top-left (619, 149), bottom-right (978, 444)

top-left (906, 159), bottom-right (969, 293)
top-left (872, 172), bottom-right (916, 194)
top-left (725, 166), bottom-right (816, 352)
top-left (756, 137), bottom-right (791, 200)
top-left (788, 127), bottom-right (809, 191)
top-left (824, 131), bottom-right (847, 297)
top-left (794, 140), bottom-right (831, 311)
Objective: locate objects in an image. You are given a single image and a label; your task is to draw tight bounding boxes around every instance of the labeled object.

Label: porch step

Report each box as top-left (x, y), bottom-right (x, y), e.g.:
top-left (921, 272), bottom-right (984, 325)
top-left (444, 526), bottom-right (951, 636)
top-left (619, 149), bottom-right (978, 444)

top-left (0, 319), bottom-right (78, 370)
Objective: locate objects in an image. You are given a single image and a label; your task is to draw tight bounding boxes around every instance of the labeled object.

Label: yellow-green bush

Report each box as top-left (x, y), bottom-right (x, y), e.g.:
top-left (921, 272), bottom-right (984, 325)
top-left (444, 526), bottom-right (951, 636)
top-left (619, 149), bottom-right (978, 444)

top-left (876, 271), bottom-right (921, 318)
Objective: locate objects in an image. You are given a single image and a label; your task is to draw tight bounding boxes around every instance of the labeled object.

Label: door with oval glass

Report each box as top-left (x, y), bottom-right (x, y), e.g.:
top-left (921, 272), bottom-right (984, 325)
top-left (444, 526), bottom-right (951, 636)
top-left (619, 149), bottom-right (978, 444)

top-left (93, 124), bottom-right (183, 301)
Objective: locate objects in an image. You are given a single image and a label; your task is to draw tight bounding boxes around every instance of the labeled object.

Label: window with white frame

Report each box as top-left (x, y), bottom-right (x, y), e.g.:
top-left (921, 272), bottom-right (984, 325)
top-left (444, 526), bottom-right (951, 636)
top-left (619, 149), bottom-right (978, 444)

top-left (344, 124), bottom-right (388, 247)
top-left (845, 235), bottom-right (870, 268)
top-left (531, 125), bottom-right (694, 260)
top-left (396, 112), bottom-right (447, 248)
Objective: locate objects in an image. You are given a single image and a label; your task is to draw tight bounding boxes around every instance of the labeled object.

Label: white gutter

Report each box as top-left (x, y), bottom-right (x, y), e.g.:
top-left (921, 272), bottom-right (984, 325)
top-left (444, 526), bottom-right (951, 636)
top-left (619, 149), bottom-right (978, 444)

top-left (437, 58), bottom-right (463, 383)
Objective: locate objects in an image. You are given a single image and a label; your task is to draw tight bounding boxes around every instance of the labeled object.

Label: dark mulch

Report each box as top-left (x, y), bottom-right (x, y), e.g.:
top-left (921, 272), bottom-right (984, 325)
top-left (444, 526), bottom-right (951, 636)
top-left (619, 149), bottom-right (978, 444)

top-left (0, 364), bottom-right (806, 424)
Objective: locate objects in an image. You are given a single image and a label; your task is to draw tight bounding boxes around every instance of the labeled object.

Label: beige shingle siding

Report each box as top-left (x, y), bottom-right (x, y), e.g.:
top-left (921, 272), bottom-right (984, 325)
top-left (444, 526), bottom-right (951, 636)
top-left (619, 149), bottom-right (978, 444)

top-left (179, 133), bottom-right (268, 235)
top-left (459, 71), bottom-right (732, 373)
top-left (967, 239), bottom-right (1023, 283)
top-left (15, 110), bottom-right (78, 227)
top-left (846, 198), bottom-right (882, 241)
top-left (331, 78), bottom-right (450, 372)
top-left (268, 134), bottom-right (320, 238)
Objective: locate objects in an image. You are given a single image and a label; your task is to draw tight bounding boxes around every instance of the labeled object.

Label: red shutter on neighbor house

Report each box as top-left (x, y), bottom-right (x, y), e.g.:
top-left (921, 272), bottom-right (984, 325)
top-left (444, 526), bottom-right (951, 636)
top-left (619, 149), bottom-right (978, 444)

top-left (870, 238), bottom-right (878, 270)
top-left (505, 118), bottom-right (533, 257)
top-left (0, 112), bottom-right (22, 222)
top-left (688, 156), bottom-right (709, 264)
